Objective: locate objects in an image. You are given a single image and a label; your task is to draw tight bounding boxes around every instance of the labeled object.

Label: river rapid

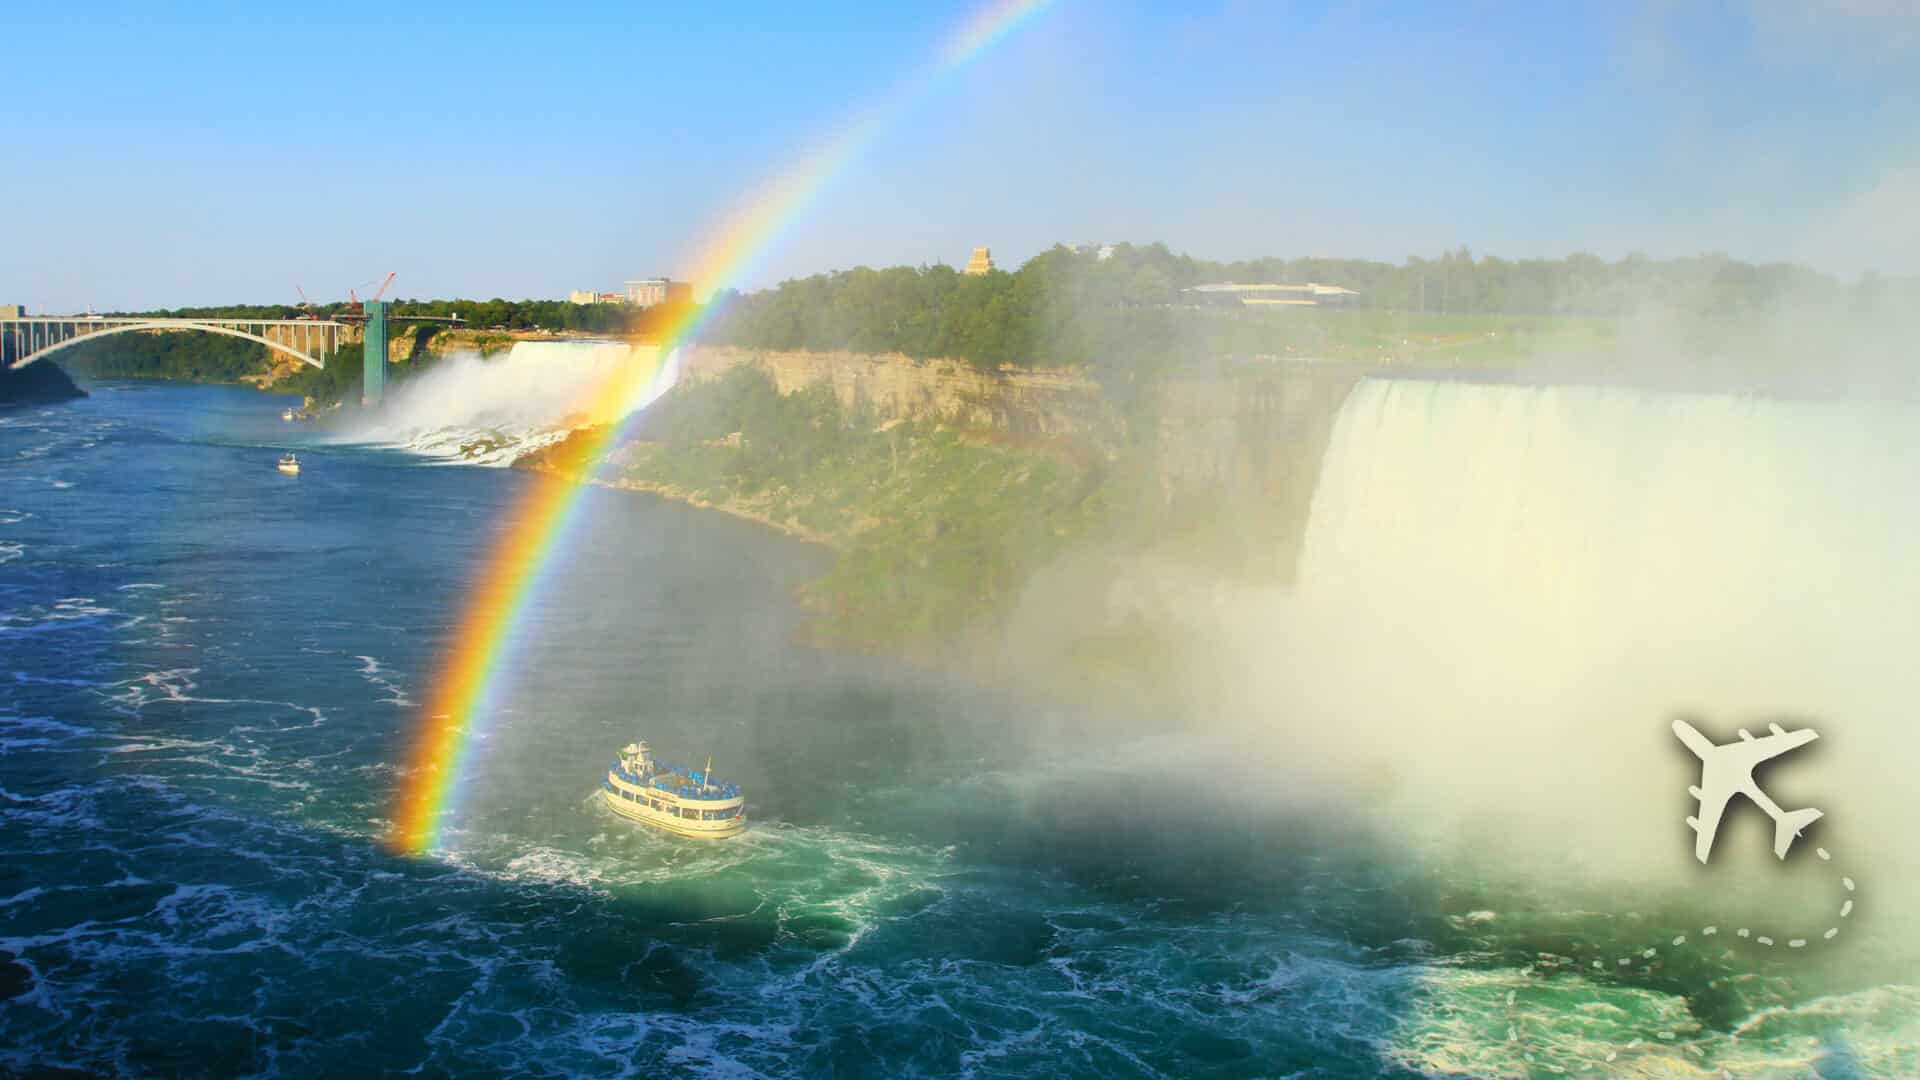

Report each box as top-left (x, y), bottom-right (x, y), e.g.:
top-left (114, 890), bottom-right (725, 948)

top-left (2, 378), bottom-right (1914, 1077)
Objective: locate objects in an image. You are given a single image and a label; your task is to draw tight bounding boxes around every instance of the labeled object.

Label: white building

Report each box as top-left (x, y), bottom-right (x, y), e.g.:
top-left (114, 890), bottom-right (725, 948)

top-left (1183, 283), bottom-right (1360, 307)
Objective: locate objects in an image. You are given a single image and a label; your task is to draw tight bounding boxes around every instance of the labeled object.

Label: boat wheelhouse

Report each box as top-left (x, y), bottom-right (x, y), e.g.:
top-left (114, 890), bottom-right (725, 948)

top-left (601, 740), bottom-right (746, 839)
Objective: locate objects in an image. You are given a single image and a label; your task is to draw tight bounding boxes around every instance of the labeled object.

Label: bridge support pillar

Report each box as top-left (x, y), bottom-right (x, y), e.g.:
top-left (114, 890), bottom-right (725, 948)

top-left (362, 300), bottom-right (388, 408)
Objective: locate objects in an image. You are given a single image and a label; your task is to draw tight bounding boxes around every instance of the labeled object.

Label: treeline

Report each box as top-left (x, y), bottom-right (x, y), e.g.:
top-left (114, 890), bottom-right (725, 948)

top-left (698, 250), bottom-right (1194, 398)
top-left (106, 298), bottom-right (695, 336)
top-left (388, 297), bottom-right (696, 335)
top-left (697, 243), bottom-right (1908, 374)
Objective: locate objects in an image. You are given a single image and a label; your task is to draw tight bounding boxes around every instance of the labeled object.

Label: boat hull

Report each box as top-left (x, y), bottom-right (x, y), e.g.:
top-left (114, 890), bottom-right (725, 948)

top-left (601, 784), bottom-right (746, 839)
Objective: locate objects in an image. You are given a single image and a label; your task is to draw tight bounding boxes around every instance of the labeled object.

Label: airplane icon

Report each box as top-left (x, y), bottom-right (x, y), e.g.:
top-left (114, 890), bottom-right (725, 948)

top-left (1673, 718), bottom-right (1823, 864)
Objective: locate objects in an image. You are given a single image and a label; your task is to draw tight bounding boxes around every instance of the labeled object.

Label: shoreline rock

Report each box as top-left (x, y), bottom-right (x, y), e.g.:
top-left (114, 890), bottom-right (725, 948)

top-left (0, 361), bottom-right (87, 407)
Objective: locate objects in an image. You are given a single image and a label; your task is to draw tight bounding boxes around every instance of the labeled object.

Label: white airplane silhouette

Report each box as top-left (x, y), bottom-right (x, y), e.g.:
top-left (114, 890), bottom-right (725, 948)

top-left (1673, 718), bottom-right (1823, 864)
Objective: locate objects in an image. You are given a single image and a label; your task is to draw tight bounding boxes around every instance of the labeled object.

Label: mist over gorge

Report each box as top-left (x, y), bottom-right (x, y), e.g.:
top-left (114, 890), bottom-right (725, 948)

top-left (11, 0), bottom-right (1920, 1073)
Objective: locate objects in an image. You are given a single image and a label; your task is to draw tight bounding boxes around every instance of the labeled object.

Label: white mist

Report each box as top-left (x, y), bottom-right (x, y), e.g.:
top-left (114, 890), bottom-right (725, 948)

top-left (335, 340), bottom-right (662, 465)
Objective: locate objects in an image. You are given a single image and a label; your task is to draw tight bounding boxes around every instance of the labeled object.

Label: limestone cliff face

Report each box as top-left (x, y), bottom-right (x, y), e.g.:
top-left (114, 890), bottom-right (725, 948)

top-left (679, 346), bottom-right (1122, 448)
top-left (1151, 363), bottom-right (1371, 578)
top-left (676, 346), bottom-right (1374, 510)
top-left (1154, 364), bottom-right (1368, 501)
top-left (666, 347), bottom-right (1390, 581)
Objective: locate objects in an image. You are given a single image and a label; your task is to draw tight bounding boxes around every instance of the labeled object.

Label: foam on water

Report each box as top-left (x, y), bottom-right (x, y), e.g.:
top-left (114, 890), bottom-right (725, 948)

top-left (353, 654), bottom-right (415, 707)
top-left (9, 378), bottom-right (1918, 1075)
top-left (334, 341), bottom-right (659, 465)
top-left (1276, 376), bottom-right (1920, 1072)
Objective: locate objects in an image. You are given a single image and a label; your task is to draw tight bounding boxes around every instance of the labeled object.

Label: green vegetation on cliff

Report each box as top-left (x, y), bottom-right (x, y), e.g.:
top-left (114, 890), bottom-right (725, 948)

top-left (525, 366), bottom-right (1117, 651)
top-left (61, 331), bottom-right (270, 383)
top-left (281, 342), bottom-right (367, 404)
top-left (57, 329), bottom-right (375, 407)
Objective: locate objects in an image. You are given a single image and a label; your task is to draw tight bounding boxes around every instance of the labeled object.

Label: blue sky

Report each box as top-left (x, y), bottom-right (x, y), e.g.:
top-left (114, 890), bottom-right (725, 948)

top-left (4, 1), bottom-right (1916, 311)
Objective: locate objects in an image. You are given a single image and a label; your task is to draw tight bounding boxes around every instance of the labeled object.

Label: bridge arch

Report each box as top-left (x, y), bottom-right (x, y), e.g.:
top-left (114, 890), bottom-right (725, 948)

top-left (12, 321), bottom-right (331, 370)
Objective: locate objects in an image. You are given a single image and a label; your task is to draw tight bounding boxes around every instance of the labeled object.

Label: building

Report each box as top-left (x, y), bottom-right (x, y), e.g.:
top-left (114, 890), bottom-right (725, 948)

top-left (624, 279), bottom-right (668, 306)
top-left (567, 280), bottom-right (691, 306)
top-left (567, 290), bottom-right (625, 305)
top-left (963, 247), bottom-right (995, 276)
top-left (1182, 282), bottom-right (1360, 308)
top-left (624, 278), bottom-right (692, 307)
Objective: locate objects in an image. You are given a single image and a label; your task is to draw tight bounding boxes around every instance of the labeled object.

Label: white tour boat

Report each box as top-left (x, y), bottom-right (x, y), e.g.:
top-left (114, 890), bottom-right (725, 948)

top-left (602, 741), bottom-right (746, 839)
top-left (276, 452), bottom-right (300, 475)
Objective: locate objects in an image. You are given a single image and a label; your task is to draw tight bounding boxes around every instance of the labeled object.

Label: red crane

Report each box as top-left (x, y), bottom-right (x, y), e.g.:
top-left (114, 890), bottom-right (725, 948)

top-left (347, 272), bottom-right (397, 311)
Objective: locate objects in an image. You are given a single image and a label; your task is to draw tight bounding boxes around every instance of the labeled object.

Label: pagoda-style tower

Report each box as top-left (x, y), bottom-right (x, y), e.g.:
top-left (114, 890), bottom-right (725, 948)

top-left (963, 246), bottom-right (995, 276)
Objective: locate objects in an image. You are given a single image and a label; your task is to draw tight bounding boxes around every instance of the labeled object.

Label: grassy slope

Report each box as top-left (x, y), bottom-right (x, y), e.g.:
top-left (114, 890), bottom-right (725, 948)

top-left (1186, 307), bottom-right (1617, 366)
top-left (525, 368), bottom-right (1117, 656)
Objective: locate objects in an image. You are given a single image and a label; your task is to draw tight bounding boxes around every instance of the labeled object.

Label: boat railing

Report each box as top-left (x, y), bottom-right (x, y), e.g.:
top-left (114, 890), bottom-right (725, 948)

top-left (609, 758), bottom-right (740, 800)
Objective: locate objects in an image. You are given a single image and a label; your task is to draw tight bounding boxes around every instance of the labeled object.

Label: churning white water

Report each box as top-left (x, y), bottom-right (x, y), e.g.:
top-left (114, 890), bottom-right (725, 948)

top-left (337, 340), bottom-right (664, 465)
top-left (1280, 377), bottom-right (1920, 888)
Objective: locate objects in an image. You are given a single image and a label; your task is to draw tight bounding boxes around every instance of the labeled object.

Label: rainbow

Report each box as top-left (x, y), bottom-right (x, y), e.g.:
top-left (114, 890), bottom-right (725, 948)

top-left (390, 0), bottom-right (1058, 854)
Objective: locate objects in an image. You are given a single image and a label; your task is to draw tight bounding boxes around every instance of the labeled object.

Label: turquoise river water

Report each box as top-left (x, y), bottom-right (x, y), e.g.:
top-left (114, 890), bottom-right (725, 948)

top-left (2, 378), bottom-right (1915, 1077)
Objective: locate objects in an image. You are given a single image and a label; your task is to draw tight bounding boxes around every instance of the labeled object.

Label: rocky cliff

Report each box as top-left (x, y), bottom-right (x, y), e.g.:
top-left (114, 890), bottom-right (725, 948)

top-left (677, 346), bottom-right (1123, 449)
top-left (661, 346), bottom-right (1385, 582)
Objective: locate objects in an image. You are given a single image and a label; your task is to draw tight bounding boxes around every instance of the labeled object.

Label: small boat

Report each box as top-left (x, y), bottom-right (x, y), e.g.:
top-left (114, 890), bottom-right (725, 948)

top-left (281, 408), bottom-right (297, 422)
top-left (276, 452), bottom-right (300, 475)
top-left (602, 741), bottom-right (746, 839)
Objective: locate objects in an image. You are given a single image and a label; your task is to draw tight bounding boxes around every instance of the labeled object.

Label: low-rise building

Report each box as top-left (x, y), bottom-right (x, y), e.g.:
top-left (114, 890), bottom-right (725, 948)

top-left (567, 290), bottom-right (625, 305)
top-left (624, 278), bottom-right (692, 307)
top-left (1182, 283), bottom-right (1360, 308)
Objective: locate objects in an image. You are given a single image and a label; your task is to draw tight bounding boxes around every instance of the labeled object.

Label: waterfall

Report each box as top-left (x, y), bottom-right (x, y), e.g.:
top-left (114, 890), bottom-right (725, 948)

top-left (1283, 377), bottom-right (1920, 881)
top-left (335, 340), bottom-right (663, 465)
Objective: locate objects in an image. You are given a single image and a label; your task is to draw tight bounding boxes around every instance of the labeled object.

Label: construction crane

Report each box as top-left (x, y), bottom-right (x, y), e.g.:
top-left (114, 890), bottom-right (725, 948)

top-left (348, 272), bottom-right (397, 311)
top-left (299, 269), bottom-right (460, 322)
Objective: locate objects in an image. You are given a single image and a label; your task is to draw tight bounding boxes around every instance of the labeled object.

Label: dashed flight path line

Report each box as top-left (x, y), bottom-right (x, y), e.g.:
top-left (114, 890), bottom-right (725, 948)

top-left (1499, 846), bottom-right (1858, 1075)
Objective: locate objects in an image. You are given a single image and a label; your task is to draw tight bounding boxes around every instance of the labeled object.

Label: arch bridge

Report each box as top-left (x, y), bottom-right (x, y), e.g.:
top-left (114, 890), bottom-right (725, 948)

top-left (1, 314), bottom-right (346, 370)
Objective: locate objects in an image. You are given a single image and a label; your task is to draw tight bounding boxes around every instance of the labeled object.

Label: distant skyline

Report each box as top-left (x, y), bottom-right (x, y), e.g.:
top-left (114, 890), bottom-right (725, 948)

top-left (5, 1), bottom-right (1917, 312)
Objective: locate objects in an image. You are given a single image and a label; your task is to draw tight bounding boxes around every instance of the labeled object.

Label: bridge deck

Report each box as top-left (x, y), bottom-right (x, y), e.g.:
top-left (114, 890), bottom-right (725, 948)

top-left (1, 315), bottom-right (348, 370)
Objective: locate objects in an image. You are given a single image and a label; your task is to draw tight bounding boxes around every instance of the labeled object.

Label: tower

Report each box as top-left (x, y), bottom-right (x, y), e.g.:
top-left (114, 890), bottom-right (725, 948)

top-left (963, 247), bottom-right (995, 276)
top-left (362, 300), bottom-right (388, 408)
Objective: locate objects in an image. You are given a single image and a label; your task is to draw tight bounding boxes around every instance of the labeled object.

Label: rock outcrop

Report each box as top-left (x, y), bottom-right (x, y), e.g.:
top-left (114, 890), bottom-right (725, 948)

top-left (0, 361), bottom-right (87, 407)
top-left (678, 345), bottom-right (1121, 448)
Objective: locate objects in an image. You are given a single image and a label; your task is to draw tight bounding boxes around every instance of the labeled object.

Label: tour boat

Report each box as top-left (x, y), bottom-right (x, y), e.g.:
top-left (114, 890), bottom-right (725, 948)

top-left (276, 452), bottom-right (300, 475)
top-left (602, 741), bottom-right (746, 839)
top-left (281, 408), bottom-right (297, 422)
